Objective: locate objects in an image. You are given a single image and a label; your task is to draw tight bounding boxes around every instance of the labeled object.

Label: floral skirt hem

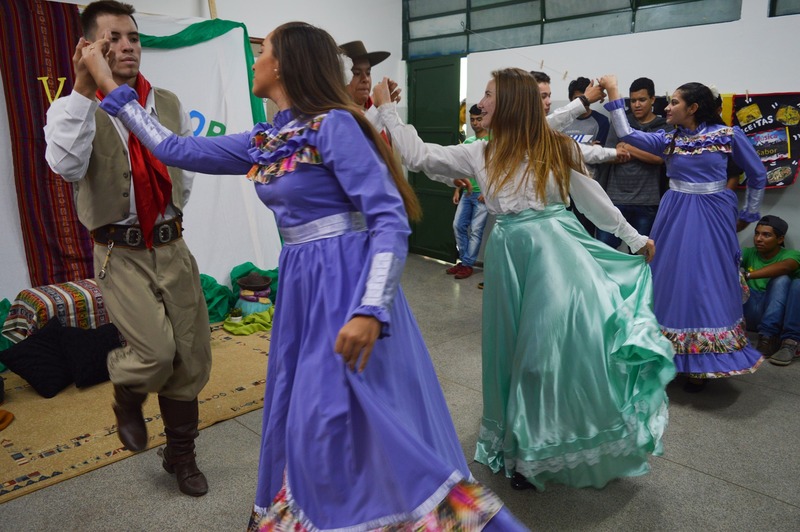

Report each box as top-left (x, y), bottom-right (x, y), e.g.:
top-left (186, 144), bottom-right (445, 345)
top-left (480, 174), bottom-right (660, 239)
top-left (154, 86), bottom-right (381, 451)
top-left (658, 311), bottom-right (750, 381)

top-left (248, 472), bottom-right (504, 532)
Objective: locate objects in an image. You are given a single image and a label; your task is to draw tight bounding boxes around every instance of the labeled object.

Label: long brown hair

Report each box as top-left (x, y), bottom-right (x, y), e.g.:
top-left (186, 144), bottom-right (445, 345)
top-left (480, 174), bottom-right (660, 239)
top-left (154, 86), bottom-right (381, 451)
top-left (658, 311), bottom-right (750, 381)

top-left (484, 68), bottom-right (583, 204)
top-left (270, 22), bottom-right (421, 221)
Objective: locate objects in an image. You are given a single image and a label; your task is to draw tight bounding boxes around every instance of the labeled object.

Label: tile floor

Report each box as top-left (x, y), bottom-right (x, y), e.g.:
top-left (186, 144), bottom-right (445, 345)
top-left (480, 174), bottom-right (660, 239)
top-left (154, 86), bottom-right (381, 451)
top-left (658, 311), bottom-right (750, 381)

top-left (2, 254), bottom-right (799, 531)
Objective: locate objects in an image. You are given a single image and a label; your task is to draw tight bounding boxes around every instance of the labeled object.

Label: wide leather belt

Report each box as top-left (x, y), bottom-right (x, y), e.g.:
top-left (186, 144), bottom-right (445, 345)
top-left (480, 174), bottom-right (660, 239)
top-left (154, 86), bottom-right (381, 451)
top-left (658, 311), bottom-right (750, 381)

top-left (91, 217), bottom-right (183, 249)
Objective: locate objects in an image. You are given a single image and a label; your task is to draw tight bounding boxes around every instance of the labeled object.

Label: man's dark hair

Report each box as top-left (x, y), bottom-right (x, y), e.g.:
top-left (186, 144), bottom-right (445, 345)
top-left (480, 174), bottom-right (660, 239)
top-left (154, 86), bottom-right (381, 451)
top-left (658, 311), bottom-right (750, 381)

top-left (530, 71), bottom-right (550, 84)
top-left (629, 77), bottom-right (655, 97)
top-left (567, 77), bottom-right (591, 100)
top-left (81, 1), bottom-right (137, 38)
top-left (469, 104), bottom-right (481, 116)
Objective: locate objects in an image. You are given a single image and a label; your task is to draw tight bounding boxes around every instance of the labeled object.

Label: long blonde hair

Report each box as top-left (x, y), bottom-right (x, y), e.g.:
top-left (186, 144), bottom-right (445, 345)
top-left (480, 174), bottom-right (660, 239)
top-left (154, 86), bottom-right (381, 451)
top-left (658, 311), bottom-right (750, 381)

top-left (270, 22), bottom-right (421, 221)
top-left (484, 68), bottom-right (583, 204)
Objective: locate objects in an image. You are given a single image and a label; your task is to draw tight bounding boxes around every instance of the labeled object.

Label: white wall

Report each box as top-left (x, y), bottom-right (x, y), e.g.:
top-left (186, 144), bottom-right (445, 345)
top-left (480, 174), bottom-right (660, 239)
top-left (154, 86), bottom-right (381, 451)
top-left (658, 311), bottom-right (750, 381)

top-left (53, 0), bottom-right (405, 104)
top-left (465, 0), bottom-right (800, 248)
top-left (29, 0), bottom-right (800, 258)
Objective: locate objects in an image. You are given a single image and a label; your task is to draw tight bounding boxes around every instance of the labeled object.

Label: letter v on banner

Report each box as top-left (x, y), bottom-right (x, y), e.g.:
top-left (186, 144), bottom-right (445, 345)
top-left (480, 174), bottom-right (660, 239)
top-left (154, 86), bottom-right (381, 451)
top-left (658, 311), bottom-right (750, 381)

top-left (37, 76), bottom-right (66, 104)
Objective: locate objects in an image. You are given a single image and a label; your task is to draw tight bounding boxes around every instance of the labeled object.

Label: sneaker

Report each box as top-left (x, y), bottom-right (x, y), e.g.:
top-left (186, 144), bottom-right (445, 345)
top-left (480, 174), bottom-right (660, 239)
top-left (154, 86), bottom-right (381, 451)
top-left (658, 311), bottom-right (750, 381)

top-left (454, 266), bottom-right (474, 279)
top-left (756, 335), bottom-right (779, 357)
top-left (446, 263), bottom-right (463, 275)
top-left (769, 339), bottom-right (799, 366)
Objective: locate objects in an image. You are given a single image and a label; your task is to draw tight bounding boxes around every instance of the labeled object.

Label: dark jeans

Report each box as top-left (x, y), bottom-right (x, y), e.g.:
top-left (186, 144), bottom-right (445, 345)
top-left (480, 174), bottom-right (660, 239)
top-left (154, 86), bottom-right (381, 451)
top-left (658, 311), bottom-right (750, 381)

top-left (597, 204), bottom-right (658, 251)
top-left (743, 276), bottom-right (800, 341)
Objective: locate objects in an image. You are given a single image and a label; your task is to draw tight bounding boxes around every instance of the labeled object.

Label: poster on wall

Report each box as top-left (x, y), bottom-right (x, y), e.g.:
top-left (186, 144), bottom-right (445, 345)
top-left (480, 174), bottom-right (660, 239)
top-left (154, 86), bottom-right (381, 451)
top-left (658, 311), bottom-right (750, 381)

top-left (731, 92), bottom-right (800, 189)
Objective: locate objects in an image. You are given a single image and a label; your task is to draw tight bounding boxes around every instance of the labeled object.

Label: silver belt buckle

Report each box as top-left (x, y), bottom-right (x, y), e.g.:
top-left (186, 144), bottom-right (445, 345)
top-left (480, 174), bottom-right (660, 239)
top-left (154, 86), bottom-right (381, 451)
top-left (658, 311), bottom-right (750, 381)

top-left (158, 223), bottom-right (174, 243)
top-left (124, 227), bottom-right (142, 246)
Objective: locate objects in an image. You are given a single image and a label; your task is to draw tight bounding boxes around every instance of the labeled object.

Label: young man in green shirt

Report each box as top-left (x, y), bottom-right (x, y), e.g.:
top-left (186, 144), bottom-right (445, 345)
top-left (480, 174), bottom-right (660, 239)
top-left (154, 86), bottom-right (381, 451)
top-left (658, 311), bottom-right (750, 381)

top-left (741, 215), bottom-right (800, 365)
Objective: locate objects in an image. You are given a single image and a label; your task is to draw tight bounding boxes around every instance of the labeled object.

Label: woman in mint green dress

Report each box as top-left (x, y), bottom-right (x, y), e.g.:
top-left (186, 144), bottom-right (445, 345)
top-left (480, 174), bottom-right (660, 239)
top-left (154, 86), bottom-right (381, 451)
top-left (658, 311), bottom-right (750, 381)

top-left (374, 68), bottom-right (675, 491)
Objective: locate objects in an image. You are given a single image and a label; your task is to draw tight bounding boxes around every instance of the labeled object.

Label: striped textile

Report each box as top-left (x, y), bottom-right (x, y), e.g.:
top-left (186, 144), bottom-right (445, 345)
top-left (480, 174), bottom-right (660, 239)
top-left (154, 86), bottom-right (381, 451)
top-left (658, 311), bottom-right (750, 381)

top-left (1, 279), bottom-right (110, 344)
top-left (0, 0), bottom-right (93, 287)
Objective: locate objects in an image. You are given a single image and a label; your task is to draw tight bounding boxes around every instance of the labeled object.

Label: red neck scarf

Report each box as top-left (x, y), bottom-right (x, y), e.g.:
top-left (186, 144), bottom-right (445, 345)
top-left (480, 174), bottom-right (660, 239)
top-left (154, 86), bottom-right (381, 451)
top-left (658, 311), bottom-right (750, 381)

top-left (97, 74), bottom-right (172, 248)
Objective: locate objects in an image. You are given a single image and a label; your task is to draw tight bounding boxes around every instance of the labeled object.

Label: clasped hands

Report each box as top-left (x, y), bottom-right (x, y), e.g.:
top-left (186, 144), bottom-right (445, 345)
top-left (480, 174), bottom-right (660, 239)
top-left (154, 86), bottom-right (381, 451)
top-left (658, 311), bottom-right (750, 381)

top-left (71, 31), bottom-right (116, 97)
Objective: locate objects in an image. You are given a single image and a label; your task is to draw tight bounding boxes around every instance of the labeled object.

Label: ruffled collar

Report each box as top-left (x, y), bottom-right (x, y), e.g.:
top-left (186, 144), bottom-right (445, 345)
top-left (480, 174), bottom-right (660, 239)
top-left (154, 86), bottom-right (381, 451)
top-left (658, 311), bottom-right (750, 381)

top-left (247, 109), bottom-right (326, 167)
top-left (669, 122), bottom-right (734, 152)
top-left (273, 108), bottom-right (294, 129)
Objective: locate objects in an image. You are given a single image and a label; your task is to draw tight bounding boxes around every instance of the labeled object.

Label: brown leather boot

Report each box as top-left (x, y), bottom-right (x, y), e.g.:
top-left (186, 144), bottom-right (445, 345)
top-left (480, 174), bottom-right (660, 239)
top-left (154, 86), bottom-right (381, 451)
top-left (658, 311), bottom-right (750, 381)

top-left (113, 384), bottom-right (148, 451)
top-left (157, 396), bottom-right (208, 497)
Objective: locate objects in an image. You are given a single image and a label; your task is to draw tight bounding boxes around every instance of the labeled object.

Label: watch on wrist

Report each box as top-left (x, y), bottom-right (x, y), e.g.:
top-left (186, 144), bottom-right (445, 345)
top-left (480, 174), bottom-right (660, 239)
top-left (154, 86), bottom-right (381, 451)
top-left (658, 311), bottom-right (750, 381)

top-left (578, 95), bottom-right (590, 108)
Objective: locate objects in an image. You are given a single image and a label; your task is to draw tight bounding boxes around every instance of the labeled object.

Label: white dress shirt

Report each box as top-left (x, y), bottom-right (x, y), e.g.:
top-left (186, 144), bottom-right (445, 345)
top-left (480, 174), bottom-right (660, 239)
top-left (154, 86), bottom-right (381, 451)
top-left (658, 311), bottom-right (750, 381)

top-left (377, 102), bottom-right (647, 252)
top-left (44, 89), bottom-right (195, 225)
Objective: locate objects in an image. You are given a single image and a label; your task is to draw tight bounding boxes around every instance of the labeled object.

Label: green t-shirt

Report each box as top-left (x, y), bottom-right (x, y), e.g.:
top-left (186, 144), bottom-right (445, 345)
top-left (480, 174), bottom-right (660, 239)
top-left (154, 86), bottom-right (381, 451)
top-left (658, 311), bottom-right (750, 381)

top-left (741, 247), bottom-right (800, 291)
top-left (461, 135), bottom-right (488, 193)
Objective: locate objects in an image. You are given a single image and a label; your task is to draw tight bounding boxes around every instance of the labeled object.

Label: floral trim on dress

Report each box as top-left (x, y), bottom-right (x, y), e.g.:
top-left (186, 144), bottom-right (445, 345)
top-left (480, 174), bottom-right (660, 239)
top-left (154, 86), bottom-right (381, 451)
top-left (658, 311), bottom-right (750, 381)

top-left (684, 357), bottom-right (765, 380)
top-left (661, 319), bottom-right (749, 354)
top-left (246, 112), bottom-right (326, 183)
top-left (248, 472), bottom-right (503, 532)
top-left (664, 125), bottom-right (733, 157)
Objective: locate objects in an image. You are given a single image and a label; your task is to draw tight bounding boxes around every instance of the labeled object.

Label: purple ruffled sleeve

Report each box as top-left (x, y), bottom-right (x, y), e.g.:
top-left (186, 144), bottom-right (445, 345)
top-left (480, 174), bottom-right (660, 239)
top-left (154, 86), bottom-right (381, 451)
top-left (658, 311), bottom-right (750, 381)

top-left (605, 98), bottom-right (668, 157)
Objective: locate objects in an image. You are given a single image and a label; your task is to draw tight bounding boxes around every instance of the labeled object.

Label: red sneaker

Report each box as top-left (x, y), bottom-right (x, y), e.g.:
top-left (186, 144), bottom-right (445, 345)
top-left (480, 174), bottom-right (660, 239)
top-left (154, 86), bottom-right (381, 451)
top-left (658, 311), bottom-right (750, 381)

top-left (455, 266), bottom-right (474, 279)
top-left (446, 263), bottom-right (463, 275)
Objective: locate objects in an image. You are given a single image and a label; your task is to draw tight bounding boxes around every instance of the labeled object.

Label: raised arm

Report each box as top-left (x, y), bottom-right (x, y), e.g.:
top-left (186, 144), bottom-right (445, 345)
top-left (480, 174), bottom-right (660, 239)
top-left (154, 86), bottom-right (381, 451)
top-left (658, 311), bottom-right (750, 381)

top-left (600, 75), bottom-right (668, 156)
top-left (80, 36), bottom-right (254, 176)
top-left (44, 38), bottom-right (101, 181)
top-left (373, 78), bottom-right (479, 184)
top-left (548, 79), bottom-right (606, 132)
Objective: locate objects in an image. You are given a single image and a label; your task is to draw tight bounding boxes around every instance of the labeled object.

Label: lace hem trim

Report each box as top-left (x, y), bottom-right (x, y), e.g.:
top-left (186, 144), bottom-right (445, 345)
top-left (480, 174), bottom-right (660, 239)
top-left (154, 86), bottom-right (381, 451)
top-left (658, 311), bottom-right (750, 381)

top-left (479, 419), bottom-right (642, 479)
top-left (479, 398), bottom-right (658, 479)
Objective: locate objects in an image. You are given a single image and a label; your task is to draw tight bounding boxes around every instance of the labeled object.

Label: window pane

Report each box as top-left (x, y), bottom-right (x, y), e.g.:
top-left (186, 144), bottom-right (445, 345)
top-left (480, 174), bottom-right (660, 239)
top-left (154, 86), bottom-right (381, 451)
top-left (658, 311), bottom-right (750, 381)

top-left (545, 0), bottom-right (629, 19)
top-left (409, 13), bottom-right (467, 39)
top-left (408, 0), bottom-right (466, 18)
top-left (469, 26), bottom-right (542, 52)
top-left (543, 11), bottom-right (631, 43)
top-left (472, 1), bottom-right (541, 30)
top-left (472, 0), bottom-right (518, 7)
top-left (409, 35), bottom-right (468, 59)
top-left (636, 0), bottom-right (741, 32)
top-left (773, 0), bottom-right (800, 16)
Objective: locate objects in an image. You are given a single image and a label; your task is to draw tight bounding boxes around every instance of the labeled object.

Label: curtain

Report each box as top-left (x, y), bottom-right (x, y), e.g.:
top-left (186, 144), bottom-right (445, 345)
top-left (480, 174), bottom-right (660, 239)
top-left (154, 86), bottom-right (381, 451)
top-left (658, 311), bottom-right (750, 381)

top-left (0, 0), bottom-right (91, 287)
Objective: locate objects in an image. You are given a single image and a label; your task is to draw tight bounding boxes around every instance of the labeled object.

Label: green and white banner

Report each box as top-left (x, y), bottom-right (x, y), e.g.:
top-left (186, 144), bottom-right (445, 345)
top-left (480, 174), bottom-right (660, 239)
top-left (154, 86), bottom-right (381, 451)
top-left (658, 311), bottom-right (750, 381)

top-left (138, 14), bottom-right (280, 285)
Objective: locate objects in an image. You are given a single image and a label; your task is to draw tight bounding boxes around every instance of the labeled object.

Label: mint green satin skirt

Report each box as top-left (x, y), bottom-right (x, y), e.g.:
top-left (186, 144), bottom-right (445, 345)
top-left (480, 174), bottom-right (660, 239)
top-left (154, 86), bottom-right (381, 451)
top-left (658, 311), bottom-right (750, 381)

top-left (475, 205), bottom-right (675, 490)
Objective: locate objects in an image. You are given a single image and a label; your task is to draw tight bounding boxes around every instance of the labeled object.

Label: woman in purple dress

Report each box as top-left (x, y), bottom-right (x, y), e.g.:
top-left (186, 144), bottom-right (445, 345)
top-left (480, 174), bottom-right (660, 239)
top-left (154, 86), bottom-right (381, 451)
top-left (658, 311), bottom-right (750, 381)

top-left (82, 21), bottom-right (525, 531)
top-left (601, 75), bottom-right (767, 392)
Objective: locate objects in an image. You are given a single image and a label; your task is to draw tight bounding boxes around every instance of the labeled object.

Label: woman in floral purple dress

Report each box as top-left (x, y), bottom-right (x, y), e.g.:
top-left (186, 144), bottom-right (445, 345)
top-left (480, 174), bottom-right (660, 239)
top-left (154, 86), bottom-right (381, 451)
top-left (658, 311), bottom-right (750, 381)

top-left (602, 75), bottom-right (767, 392)
top-left (83, 20), bottom-right (525, 532)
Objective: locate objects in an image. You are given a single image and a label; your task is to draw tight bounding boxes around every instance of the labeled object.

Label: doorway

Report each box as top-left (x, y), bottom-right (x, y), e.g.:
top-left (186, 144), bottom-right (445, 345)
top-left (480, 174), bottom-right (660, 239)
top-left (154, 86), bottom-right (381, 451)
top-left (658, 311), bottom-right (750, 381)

top-left (406, 55), bottom-right (463, 262)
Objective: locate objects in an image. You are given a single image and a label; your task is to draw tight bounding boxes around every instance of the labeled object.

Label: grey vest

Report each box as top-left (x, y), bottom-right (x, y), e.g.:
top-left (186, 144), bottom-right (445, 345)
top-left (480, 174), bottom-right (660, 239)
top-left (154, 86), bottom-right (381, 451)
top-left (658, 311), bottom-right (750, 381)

top-left (74, 88), bottom-right (185, 230)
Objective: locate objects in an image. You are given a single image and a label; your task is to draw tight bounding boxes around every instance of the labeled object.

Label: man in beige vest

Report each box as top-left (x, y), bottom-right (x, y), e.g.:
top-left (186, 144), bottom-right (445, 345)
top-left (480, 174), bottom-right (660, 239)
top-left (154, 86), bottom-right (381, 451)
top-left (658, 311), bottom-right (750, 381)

top-left (43, 0), bottom-right (211, 497)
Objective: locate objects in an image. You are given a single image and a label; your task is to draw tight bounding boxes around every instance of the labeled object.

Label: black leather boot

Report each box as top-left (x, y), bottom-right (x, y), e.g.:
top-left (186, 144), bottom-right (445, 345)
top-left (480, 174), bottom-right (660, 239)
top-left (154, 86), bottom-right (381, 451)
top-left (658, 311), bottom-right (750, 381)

top-left (113, 384), bottom-right (148, 451)
top-left (510, 472), bottom-right (536, 491)
top-left (157, 396), bottom-right (208, 497)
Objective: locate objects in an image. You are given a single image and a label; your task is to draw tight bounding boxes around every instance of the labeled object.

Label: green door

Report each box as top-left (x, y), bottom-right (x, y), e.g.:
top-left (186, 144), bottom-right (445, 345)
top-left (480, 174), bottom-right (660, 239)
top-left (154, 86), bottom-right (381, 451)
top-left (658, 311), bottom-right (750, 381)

top-left (407, 56), bottom-right (462, 262)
